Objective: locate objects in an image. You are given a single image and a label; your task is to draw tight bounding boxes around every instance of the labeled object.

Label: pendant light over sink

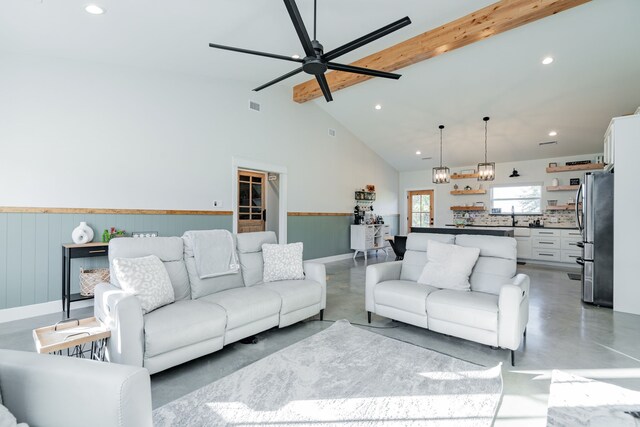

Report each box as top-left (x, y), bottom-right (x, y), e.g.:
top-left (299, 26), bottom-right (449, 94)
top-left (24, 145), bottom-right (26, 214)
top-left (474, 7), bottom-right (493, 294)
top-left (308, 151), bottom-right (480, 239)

top-left (432, 124), bottom-right (450, 184)
top-left (478, 116), bottom-right (495, 181)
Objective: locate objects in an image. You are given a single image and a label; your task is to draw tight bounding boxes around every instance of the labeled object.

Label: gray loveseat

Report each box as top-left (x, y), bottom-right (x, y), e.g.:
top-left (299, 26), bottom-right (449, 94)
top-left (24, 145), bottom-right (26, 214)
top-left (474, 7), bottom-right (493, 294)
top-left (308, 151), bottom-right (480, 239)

top-left (366, 233), bottom-right (530, 365)
top-left (94, 231), bottom-right (326, 374)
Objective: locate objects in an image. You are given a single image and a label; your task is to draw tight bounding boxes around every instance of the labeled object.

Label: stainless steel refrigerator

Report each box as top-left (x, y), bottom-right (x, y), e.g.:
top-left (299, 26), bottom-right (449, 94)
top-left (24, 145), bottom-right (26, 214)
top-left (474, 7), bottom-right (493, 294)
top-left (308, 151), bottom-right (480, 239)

top-left (576, 171), bottom-right (614, 307)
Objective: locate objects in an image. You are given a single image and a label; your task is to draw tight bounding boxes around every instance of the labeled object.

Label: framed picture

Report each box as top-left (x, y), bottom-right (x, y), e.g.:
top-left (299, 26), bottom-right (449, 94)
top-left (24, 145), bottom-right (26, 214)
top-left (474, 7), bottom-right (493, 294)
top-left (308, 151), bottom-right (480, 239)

top-left (549, 162), bottom-right (558, 167)
top-left (570, 178), bottom-right (580, 186)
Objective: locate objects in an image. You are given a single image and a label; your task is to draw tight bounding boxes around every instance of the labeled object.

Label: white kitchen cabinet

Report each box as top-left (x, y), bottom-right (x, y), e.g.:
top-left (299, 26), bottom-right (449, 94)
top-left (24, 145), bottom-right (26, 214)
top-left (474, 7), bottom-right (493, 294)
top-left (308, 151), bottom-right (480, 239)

top-left (561, 250), bottom-right (581, 264)
top-left (516, 237), bottom-right (532, 259)
top-left (524, 228), bottom-right (580, 265)
top-left (351, 224), bottom-right (390, 260)
top-left (532, 248), bottom-right (561, 261)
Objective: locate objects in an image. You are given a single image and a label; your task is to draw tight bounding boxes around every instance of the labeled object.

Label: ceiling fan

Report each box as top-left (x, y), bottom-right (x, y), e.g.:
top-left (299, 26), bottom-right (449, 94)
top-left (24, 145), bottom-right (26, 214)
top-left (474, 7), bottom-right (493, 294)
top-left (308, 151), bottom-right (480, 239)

top-left (208, 0), bottom-right (411, 102)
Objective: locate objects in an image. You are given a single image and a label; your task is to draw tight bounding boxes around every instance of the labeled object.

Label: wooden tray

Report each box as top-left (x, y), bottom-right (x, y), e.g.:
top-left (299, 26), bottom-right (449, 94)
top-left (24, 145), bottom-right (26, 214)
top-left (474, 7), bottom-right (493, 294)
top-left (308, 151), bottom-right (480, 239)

top-left (33, 316), bottom-right (110, 354)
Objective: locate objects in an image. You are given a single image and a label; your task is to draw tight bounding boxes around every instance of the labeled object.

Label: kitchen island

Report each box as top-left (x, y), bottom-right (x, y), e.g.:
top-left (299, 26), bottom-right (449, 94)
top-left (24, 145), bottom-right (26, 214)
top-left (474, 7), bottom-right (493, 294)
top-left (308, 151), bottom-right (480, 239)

top-left (411, 226), bottom-right (514, 237)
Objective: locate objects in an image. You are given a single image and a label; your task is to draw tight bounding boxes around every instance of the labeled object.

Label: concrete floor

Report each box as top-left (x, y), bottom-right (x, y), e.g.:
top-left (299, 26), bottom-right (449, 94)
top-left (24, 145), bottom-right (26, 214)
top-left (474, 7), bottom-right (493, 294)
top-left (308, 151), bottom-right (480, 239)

top-left (2, 256), bottom-right (640, 425)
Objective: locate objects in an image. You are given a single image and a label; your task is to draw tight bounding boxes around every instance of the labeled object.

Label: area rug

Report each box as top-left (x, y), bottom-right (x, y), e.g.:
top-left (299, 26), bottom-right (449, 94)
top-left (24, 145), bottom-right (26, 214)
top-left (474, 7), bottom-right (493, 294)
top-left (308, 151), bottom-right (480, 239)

top-left (153, 320), bottom-right (503, 426)
top-left (547, 370), bottom-right (640, 426)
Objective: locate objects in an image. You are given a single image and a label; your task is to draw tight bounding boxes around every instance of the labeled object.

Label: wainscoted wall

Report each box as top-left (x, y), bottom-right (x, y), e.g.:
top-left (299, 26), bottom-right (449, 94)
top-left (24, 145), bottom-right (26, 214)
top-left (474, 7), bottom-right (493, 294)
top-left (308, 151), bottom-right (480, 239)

top-left (287, 214), bottom-right (399, 261)
top-left (0, 211), bottom-right (399, 310)
top-left (0, 212), bottom-right (231, 310)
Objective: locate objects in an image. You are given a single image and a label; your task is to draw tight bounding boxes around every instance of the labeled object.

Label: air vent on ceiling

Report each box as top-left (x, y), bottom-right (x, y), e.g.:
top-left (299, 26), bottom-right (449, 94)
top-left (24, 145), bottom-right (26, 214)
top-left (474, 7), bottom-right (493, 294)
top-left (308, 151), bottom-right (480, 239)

top-left (328, 128), bottom-right (336, 137)
top-left (249, 100), bottom-right (261, 112)
top-left (539, 141), bottom-right (558, 146)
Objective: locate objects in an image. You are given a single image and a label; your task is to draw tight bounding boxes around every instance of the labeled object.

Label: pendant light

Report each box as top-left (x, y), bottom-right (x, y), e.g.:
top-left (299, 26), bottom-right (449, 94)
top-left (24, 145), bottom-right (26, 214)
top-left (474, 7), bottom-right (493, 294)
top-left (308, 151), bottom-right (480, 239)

top-left (477, 116), bottom-right (495, 181)
top-left (432, 124), bottom-right (450, 184)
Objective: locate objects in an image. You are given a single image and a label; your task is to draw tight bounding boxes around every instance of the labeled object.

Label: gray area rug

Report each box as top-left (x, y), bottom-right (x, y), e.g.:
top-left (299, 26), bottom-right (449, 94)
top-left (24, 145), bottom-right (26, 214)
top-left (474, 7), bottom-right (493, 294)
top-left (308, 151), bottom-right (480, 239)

top-left (547, 370), bottom-right (640, 426)
top-left (153, 320), bottom-right (503, 426)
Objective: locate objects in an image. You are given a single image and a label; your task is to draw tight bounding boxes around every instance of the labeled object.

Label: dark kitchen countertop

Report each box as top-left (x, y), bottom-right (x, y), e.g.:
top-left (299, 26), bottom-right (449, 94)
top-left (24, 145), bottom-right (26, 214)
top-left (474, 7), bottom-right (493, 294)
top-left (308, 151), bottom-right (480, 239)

top-left (444, 224), bottom-right (578, 230)
top-left (411, 227), bottom-right (514, 237)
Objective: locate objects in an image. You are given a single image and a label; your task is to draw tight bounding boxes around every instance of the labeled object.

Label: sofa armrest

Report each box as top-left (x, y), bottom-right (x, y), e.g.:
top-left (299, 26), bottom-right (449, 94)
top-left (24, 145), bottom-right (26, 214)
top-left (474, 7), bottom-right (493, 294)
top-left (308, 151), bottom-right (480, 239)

top-left (365, 261), bottom-right (402, 312)
top-left (0, 349), bottom-right (152, 427)
top-left (304, 262), bottom-right (327, 309)
top-left (498, 274), bottom-right (530, 350)
top-left (94, 282), bottom-right (145, 368)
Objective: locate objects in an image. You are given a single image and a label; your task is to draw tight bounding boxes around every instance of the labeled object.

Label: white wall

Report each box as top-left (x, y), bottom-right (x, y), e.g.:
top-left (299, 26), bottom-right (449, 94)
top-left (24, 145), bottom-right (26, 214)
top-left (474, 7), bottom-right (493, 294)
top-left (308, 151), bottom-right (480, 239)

top-left (398, 153), bottom-right (601, 234)
top-left (0, 52), bottom-right (398, 215)
top-left (612, 114), bottom-right (640, 315)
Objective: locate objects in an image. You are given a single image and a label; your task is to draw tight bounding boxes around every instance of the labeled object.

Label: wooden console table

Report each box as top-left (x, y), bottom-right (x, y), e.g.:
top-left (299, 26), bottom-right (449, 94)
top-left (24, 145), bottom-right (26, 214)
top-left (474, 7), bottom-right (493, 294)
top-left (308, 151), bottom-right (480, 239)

top-left (62, 242), bottom-right (109, 318)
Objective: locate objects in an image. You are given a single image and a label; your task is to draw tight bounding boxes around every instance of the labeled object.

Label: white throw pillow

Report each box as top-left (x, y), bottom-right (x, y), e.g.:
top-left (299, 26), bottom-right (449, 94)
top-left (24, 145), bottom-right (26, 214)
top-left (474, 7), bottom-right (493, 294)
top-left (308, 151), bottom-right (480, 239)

top-left (262, 242), bottom-right (304, 283)
top-left (112, 255), bottom-right (175, 314)
top-left (0, 403), bottom-right (18, 427)
top-left (417, 240), bottom-right (480, 291)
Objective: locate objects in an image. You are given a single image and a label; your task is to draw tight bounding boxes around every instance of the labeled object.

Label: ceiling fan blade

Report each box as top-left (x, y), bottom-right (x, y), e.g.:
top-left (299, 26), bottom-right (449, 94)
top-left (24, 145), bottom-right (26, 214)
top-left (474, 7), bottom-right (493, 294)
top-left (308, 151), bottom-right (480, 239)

top-left (326, 63), bottom-right (401, 79)
top-left (315, 74), bottom-right (333, 102)
top-left (208, 43), bottom-right (303, 63)
top-left (253, 67), bottom-right (304, 92)
top-left (283, 0), bottom-right (316, 57)
top-left (323, 17), bottom-right (411, 62)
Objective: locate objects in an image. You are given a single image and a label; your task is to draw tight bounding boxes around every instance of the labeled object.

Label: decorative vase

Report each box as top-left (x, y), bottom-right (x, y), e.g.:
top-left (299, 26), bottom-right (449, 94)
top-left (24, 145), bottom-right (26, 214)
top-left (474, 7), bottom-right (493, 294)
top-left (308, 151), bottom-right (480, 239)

top-left (72, 222), bottom-right (94, 244)
top-left (551, 178), bottom-right (559, 187)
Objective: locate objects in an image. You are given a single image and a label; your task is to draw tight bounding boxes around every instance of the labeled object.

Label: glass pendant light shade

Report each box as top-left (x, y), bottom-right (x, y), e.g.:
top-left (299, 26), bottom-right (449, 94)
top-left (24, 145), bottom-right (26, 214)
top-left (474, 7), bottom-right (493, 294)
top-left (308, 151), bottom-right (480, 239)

top-left (432, 125), bottom-right (450, 184)
top-left (478, 116), bottom-right (495, 181)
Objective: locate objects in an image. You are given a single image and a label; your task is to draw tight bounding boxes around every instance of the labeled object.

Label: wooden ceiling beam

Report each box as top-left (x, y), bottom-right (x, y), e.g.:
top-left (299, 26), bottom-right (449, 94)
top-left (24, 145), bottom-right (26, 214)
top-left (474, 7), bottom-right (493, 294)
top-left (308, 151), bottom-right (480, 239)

top-left (292, 0), bottom-right (591, 103)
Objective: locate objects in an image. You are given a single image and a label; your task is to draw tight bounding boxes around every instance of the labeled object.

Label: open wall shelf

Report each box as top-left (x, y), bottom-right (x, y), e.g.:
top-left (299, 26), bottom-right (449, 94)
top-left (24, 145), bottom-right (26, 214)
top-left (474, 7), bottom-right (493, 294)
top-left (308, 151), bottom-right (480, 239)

top-left (451, 173), bottom-right (479, 179)
top-left (546, 163), bottom-right (605, 173)
top-left (546, 204), bottom-right (580, 211)
top-left (450, 206), bottom-right (486, 211)
top-left (546, 185), bottom-right (580, 192)
top-left (450, 189), bottom-right (486, 195)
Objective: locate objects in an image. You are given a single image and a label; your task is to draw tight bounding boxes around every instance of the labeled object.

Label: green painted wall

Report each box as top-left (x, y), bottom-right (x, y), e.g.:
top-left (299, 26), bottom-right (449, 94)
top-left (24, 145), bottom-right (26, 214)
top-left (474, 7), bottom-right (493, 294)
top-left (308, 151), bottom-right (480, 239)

top-left (287, 214), bottom-right (399, 261)
top-left (0, 213), bottom-right (231, 310)
top-left (0, 212), bottom-right (399, 309)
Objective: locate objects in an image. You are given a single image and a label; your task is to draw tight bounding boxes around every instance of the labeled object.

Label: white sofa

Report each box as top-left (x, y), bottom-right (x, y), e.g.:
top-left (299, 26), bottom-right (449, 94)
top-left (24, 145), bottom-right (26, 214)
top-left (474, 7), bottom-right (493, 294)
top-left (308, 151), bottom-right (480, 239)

top-left (0, 349), bottom-right (152, 427)
top-left (94, 231), bottom-right (326, 374)
top-left (365, 233), bottom-right (530, 365)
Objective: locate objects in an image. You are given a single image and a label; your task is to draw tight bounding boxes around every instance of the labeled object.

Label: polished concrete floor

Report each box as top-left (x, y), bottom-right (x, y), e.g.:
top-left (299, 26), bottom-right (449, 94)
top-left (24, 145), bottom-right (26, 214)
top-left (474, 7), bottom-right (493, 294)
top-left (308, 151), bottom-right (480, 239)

top-left (2, 256), bottom-right (640, 426)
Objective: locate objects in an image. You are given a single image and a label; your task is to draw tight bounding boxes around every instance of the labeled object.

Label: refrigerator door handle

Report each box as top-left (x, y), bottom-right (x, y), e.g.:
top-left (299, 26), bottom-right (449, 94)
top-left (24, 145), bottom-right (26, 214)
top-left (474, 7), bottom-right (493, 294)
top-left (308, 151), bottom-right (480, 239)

top-left (575, 183), bottom-right (583, 233)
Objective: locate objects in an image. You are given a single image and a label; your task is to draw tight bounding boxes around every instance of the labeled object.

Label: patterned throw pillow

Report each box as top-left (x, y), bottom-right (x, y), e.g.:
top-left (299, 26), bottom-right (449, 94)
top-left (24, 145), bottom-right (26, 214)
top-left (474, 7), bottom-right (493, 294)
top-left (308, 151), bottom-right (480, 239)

top-left (112, 255), bottom-right (175, 314)
top-left (262, 242), bottom-right (304, 283)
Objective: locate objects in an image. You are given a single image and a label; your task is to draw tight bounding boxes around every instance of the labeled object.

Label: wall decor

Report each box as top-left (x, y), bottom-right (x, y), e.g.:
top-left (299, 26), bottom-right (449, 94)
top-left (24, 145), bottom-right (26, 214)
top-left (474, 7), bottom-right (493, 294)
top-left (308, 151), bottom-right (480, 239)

top-left (549, 162), bottom-right (558, 168)
top-left (570, 178), bottom-right (580, 185)
top-left (566, 160), bottom-right (591, 166)
top-left (71, 222), bottom-right (94, 244)
top-left (491, 208), bottom-right (502, 214)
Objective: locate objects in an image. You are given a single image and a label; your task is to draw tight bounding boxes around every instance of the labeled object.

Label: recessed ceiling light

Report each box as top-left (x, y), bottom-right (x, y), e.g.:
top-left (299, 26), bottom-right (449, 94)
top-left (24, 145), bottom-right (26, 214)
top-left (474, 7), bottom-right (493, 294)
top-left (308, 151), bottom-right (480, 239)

top-left (416, 151), bottom-right (421, 155)
top-left (549, 131), bottom-right (558, 137)
top-left (542, 56), bottom-right (554, 65)
top-left (374, 104), bottom-right (382, 110)
top-left (291, 54), bottom-right (300, 59)
top-left (85, 4), bottom-right (105, 14)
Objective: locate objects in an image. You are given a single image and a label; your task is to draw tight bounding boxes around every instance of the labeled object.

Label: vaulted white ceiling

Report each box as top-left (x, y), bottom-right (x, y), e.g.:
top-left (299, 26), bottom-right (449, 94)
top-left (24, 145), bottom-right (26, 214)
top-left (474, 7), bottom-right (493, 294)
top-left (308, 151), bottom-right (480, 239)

top-left (1, 0), bottom-right (638, 171)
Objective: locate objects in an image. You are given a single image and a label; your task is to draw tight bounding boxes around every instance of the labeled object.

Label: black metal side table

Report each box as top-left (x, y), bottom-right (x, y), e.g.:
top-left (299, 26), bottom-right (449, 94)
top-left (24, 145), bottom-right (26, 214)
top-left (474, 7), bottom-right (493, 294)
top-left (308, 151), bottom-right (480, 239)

top-left (62, 242), bottom-right (109, 318)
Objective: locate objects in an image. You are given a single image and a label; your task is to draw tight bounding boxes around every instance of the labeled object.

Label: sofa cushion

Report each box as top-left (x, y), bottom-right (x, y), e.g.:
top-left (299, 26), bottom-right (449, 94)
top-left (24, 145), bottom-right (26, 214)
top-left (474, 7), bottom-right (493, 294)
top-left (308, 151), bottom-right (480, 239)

top-left (236, 232), bottom-right (277, 286)
top-left (455, 235), bottom-right (517, 295)
top-left (374, 280), bottom-right (440, 316)
top-left (262, 243), bottom-right (304, 283)
top-left (184, 257), bottom-right (244, 299)
top-left (262, 279), bottom-right (321, 314)
top-left (400, 233), bottom-right (455, 281)
top-left (417, 240), bottom-right (480, 291)
top-left (426, 290), bottom-right (499, 332)
top-left (109, 237), bottom-right (191, 301)
top-left (112, 255), bottom-right (175, 314)
top-left (198, 287), bottom-right (281, 330)
top-left (143, 300), bottom-right (226, 358)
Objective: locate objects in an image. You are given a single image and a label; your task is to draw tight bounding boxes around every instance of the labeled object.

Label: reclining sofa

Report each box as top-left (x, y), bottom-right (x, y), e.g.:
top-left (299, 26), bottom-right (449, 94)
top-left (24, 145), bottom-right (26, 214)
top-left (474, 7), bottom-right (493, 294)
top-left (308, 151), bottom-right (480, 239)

top-left (94, 231), bottom-right (326, 374)
top-left (365, 233), bottom-right (529, 365)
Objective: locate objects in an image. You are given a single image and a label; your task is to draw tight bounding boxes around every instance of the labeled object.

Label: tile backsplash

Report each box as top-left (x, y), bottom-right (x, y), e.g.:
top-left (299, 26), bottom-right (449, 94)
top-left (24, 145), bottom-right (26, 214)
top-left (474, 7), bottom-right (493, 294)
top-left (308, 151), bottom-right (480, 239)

top-left (453, 211), bottom-right (577, 227)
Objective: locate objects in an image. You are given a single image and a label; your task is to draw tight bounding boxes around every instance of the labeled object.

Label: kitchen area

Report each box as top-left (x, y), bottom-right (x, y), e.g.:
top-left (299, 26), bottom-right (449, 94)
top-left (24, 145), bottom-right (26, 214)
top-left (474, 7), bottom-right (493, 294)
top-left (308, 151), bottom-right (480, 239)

top-left (403, 111), bottom-right (640, 311)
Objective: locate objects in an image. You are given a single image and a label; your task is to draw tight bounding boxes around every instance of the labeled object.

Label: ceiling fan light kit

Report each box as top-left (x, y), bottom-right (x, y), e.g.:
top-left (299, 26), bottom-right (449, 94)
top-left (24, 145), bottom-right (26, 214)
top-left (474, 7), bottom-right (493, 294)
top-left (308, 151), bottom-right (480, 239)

top-left (432, 124), bottom-right (450, 184)
top-left (208, 0), bottom-right (411, 102)
top-left (477, 116), bottom-right (495, 181)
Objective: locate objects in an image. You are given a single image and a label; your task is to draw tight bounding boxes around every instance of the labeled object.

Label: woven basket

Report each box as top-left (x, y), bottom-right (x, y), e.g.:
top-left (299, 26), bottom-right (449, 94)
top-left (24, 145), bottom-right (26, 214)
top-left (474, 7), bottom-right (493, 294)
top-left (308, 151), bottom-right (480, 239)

top-left (79, 268), bottom-right (110, 297)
